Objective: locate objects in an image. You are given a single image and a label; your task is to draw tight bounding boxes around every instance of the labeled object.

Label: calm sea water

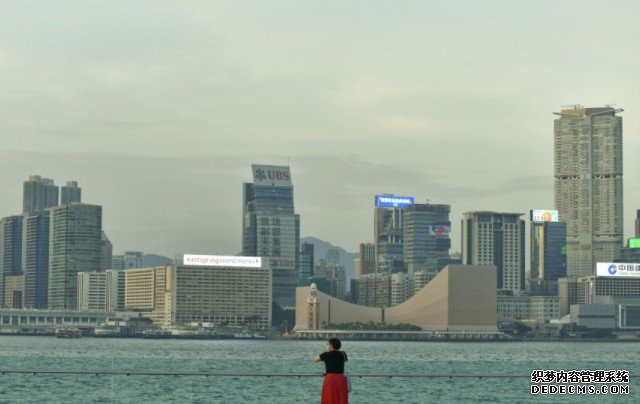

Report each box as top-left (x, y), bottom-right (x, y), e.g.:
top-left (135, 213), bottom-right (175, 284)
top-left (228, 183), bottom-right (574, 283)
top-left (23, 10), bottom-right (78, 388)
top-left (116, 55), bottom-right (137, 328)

top-left (0, 337), bottom-right (638, 403)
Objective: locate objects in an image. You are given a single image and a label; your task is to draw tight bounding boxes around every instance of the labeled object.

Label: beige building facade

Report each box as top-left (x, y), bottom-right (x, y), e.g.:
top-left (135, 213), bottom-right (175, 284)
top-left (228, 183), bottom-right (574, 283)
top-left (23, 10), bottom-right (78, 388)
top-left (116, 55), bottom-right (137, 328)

top-left (4, 275), bottom-right (25, 309)
top-left (296, 265), bottom-right (497, 332)
top-left (125, 263), bottom-right (272, 328)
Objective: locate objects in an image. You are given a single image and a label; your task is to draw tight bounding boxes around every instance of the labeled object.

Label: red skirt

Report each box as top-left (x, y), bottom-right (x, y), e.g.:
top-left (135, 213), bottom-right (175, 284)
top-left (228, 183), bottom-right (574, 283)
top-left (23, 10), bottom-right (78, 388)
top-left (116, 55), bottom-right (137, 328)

top-left (321, 373), bottom-right (349, 404)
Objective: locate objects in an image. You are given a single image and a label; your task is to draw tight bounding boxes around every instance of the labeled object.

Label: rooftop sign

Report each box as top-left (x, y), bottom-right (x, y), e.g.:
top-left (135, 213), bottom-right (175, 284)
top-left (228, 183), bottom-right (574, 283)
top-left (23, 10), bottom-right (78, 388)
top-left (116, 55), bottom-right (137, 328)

top-left (183, 255), bottom-right (262, 268)
top-left (375, 195), bottom-right (414, 208)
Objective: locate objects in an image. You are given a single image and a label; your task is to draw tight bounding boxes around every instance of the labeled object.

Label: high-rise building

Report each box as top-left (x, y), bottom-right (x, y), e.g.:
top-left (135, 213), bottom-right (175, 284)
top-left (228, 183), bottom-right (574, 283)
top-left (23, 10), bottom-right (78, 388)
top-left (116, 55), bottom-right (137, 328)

top-left (60, 181), bottom-right (81, 205)
top-left (0, 215), bottom-right (23, 307)
top-left (125, 258), bottom-right (271, 328)
top-left (3, 275), bottom-right (25, 309)
top-left (355, 273), bottom-right (391, 307)
top-left (325, 247), bottom-right (340, 265)
top-left (313, 260), bottom-right (346, 299)
top-left (461, 212), bottom-right (525, 293)
top-left (112, 255), bottom-right (125, 270)
top-left (529, 217), bottom-right (567, 296)
top-left (328, 265), bottom-right (346, 300)
top-left (298, 248), bottom-right (313, 281)
top-left (22, 211), bottom-right (50, 308)
top-left (636, 209), bottom-right (640, 238)
top-left (77, 272), bottom-right (107, 310)
top-left (374, 195), bottom-right (414, 273)
top-left (100, 231), bottom-right (113, 271)
top-left (391, 272), bottom-right (413, 306)
top-left (356, 243), bottom-right (376, 278)
top-left (403, 203), bottom-right (451, 274)
top-left (299, 242), bottom-right (314, 279)
top-left (413, 270), bottom-right (437, 294)
top-left (23, 175), bottom-right (58, 214)
top-left (243, 164), bottom-right (300, 306)
top-left (557, 277), bottom-right (583, 317)
top-left (111, 251), bottom-right (143, 270)
top-left (105, 269), bottom-right (125, 311)
top-left (554, 106), bottom-right (624, 277)
top-left (616, 240), bottom-right (640, 264)
top-left (48, 203), bottom-right (102, 310)
top-left (123, 251), bottom-right (143, 269)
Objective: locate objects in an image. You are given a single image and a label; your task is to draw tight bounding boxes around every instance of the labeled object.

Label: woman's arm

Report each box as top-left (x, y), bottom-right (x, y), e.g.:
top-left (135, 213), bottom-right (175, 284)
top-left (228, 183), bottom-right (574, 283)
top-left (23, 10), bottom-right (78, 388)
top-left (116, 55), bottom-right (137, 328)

top-left (314, 355), bottom-right (322, 362)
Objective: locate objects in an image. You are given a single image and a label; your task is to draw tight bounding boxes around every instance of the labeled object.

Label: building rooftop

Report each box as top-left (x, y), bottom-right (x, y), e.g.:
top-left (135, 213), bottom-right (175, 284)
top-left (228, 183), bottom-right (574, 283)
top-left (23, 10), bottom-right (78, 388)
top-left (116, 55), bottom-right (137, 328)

top-left (553, 106), bottom-right (622, 117)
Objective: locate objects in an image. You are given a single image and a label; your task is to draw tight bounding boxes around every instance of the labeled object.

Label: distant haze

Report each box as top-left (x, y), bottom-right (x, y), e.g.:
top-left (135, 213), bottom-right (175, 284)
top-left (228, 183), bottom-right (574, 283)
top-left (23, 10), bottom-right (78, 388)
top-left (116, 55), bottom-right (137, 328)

top-left (1, 1), bottom-right (639, 258)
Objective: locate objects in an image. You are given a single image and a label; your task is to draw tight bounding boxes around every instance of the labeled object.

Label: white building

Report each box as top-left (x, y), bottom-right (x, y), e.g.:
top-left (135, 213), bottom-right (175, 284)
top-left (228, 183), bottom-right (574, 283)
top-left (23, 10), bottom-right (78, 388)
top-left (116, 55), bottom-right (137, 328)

top-left (77, 272), bottom-right (107, 310)
top-left (391, 272), bottom-right (413, 306)
top-left (462, 212), bottom-right (525, 293)
top-left (106, 269), bottom-right (125, 311)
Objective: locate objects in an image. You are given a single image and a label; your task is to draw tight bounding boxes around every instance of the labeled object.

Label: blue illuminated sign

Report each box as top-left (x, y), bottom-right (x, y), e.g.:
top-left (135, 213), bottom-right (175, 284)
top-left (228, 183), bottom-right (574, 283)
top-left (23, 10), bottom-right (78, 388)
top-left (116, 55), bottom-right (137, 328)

top-left (375, 195), bottom-right (415, 208)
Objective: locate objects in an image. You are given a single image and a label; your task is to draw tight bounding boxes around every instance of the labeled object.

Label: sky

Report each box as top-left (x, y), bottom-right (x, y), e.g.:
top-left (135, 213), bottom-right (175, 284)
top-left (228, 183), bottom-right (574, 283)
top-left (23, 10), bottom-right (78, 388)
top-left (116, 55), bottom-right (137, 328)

top-left (1, 1), bottom-right (639, 257)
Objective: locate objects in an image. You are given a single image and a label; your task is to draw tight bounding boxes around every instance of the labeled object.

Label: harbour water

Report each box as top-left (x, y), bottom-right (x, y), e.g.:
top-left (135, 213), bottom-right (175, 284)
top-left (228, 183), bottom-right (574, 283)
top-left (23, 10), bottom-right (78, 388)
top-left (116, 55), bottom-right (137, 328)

top-left (0, 337), bottom-right (638, 403)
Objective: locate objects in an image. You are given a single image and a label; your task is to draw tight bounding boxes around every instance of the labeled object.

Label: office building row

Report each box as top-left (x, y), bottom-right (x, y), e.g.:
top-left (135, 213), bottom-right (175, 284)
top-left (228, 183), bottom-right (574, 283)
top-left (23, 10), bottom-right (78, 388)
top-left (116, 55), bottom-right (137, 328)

top-left (373, 197), bottom-right (452, 275)
top-left (497, 295), bottom-right (560, 323)
top-left (23, 176), bottom-right (81, 214)
top-left (558, 275), bottom-right (640, 317)
top-left (352, 270), bottom-right (442, 308)
top-left (0, 203), bottom-right (103, 310)
top-left (1, 176), bottom-right (152, 311)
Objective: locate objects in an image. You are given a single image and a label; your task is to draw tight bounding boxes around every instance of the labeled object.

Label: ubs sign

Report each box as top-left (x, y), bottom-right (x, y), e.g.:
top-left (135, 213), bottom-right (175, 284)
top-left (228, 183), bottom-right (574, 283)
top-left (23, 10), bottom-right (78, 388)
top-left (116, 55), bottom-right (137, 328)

top-left (252, 164), bottom-right (292, 187)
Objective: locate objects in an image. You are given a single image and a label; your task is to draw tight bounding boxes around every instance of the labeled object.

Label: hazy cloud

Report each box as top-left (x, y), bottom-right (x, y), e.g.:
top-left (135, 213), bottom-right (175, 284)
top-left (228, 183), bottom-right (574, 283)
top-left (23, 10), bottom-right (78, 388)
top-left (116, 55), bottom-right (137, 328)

top-left (1, 1), bottom-right (639, 257)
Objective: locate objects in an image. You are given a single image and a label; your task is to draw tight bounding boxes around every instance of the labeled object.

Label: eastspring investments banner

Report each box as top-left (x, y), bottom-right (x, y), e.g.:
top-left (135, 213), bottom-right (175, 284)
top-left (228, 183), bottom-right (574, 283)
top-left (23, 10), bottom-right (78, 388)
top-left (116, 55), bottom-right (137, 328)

top-left (183, 255), bottom-right (262, 268)
top-left (596, 263), bottom-right (640, 278)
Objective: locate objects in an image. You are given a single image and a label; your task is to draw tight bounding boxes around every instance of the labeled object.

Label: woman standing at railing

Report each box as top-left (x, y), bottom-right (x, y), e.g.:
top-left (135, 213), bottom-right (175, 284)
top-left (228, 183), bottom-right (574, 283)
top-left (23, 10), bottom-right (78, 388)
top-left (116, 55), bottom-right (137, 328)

top-left (315, 337), bottom-right (349, 404)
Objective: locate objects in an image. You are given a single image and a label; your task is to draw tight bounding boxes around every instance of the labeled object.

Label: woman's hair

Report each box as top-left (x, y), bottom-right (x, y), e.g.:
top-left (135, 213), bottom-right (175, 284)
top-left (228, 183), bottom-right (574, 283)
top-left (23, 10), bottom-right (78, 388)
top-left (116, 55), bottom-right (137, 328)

top-left (328, 337), bottom-right (341, 350)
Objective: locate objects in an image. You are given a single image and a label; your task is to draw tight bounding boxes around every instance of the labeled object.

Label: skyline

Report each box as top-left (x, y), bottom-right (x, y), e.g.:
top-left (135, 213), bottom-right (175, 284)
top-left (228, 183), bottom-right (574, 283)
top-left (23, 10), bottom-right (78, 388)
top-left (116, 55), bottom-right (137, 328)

top-left (1, 1), bottom-right (639, 257)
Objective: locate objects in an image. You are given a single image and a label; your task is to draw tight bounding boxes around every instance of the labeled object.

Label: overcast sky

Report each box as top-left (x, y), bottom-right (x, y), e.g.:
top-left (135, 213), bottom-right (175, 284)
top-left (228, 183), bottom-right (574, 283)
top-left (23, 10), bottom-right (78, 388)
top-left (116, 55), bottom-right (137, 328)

top-left (1, 1), bottom-right (639, 257)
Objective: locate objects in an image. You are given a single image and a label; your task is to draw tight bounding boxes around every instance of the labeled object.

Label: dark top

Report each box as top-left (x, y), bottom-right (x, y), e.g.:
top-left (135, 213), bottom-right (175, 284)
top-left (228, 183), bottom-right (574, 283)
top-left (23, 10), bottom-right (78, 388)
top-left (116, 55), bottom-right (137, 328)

top-left (319, 350), bottom-right (348, 374)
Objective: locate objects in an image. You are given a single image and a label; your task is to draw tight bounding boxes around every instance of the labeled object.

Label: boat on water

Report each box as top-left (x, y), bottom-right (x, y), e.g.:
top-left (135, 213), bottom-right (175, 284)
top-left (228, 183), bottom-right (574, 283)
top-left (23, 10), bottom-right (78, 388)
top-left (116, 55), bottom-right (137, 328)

top-left (55, 328), bottom-right (82, 338)
top-left (233, 332), bottom-right (267, 339)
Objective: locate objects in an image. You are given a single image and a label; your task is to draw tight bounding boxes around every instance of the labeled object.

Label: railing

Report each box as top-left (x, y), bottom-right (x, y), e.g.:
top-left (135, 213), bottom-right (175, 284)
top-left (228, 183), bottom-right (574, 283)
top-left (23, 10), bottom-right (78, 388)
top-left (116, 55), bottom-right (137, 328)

top-left (0, 369), bottom-right (530, 378)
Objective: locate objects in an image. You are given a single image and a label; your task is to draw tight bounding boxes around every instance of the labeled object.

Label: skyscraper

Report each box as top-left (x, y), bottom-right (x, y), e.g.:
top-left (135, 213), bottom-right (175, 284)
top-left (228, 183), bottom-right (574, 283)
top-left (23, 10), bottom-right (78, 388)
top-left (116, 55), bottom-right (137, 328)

top-left (61, 181), bottom-right (82, 205)
top-left (100, 231), bottom-right (113, 271)
top-left (636, 209), bottom-right (640, 238)
top-left (48, 203), bottom-right (102, 310)
top-left (325, 247), bottom-right (340, 265)
top-left (243, 164), bottom-right (300, 306)
top-left (356, 243), bottom-right (376, 278)
top-left (23, 175), bottom-right (58, 214)
top-left (123, 251), bottom-right (143, 269)
top-left (106, 269), bottom-right (126, 311)
top-left (461, 212), bottom-right (525, 293)
top-left (529, 217), bottom-right (567, 296)
top-left (403, 202), bottom-right (451, 274)
top-left (374, 194), bottom-right (414, 273)
top-left (0, 215), bottom-right (23, 306)
top-left (298, 242), bottom-right (314, 280)
top-left (22, 211), bottom-right (50, 308)
top-left (554, 106), bottom-right (624, 277)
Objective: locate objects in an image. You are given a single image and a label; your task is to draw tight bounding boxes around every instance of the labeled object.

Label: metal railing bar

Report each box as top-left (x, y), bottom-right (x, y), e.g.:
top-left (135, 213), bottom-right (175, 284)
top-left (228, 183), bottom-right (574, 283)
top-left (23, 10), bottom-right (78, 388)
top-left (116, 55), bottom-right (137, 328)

top-left (0, 370), bottom-right (530, 378)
